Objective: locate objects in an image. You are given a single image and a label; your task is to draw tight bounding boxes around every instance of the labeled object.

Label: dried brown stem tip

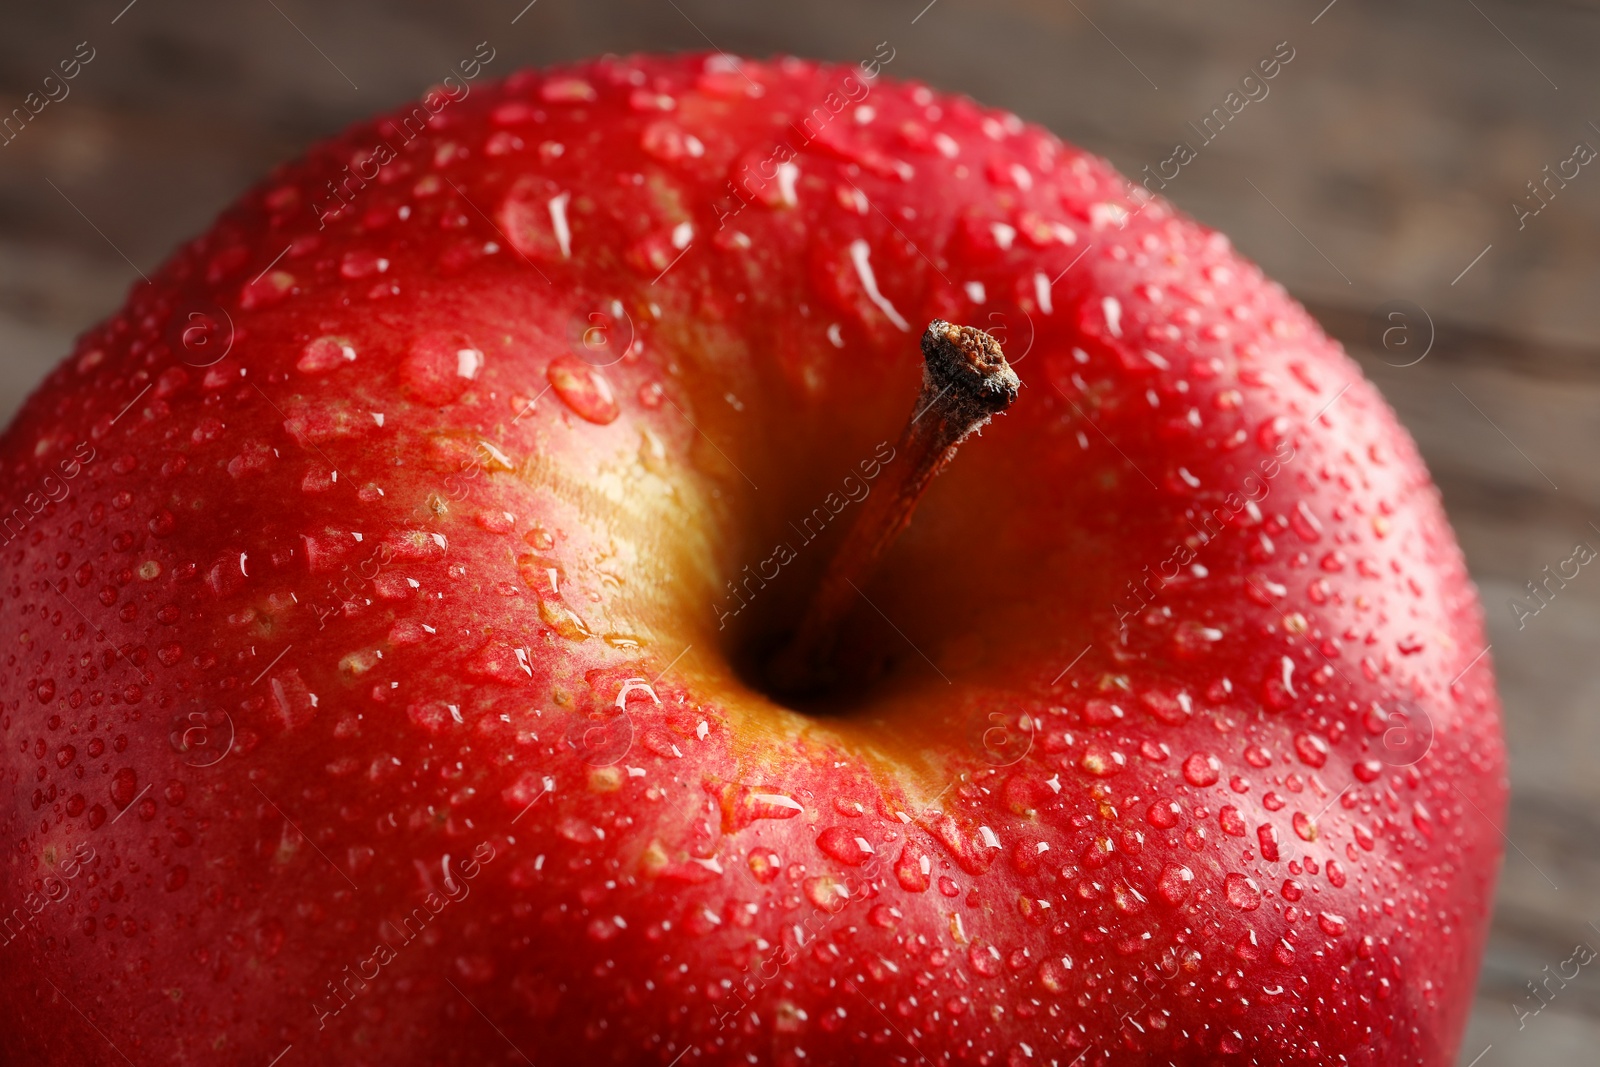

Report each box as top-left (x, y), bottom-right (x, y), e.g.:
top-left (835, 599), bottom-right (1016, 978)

top-left (767, 320), bottom-right (1020, 694)
top-left (917, 318), bottom-right (1022, 430)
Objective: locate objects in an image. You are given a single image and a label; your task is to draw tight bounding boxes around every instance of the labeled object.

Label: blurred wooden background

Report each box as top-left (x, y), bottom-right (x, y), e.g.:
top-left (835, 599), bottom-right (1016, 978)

top-left (2, 1), bottom-right (1597, 1061)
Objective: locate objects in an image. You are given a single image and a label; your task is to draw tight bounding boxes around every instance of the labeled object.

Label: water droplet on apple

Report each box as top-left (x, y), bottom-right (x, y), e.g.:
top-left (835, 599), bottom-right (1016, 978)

top-left (537, 596), bottom-right (592, 641)
top-left (297, 336), bottom-right (358, 375)
top-left (407, 702), bottom-right (455, 735)
top-left (1181, 752), bottom-right (1220, 787)
top-left (1112, 883), bottom-right (1146, 914)
top-left (1258, 823), bottom-right (1280, 862)
top-left (1078, 746), bottom-right (1124, 777)
top-left (1156, 863), bottom-right (1193, 905)
top-left (111, 767), bottom-right (138, 809)
top-left (1224, 872), bottom-right (1261, 910)
top-left (556, 816), bottom-right (602, 844)
top-left (465, 642), bottom-right (533, 685)
top-left (400, 332), bottom-right (482, 406)
top-left (240, 270), bottom-right (295, 309)
top-left (1318, 911), bottom-right (1348, 936)
top-left (832, 795), bottom-right (866, 818)
top-left (894, 844), bottom-right (930, 892)
top-left (1289, 501), bottom-right (1323, 543)
top-left (802, 874), bottom-right (847, 913)
top-left (1326, 859), bottom-right (1347, 888)
top-left (1234, 929), bottom-right (1261, 961)
top-left (1292, 731), bottom-right (1329, 768)
top-left (1412, 801), bottom-right (1434, 839)
top-left (716, 784), bottom-right (803, 833)
top-left (1140, 688), bottom-right (1191, 726)
top-left (748, 850), bottom-right (782, 883)
top-left (1145, 800), bottom-right (1179, 829)
top-left (1037, 957), bottom-right (1069, 993)
top-left (1084, 835), bottom-right (1116, 869)
top-left (548, 356), bottom-right (620, 424)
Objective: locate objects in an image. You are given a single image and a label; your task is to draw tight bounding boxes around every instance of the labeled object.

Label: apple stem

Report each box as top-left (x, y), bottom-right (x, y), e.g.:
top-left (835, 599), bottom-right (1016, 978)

top-left (767, 320), bottom-right (1020, 694)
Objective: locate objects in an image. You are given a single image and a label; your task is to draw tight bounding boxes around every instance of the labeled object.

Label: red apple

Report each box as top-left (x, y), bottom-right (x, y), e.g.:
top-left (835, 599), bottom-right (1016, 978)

top-left (0, 53), bottom-right (1505, 1066)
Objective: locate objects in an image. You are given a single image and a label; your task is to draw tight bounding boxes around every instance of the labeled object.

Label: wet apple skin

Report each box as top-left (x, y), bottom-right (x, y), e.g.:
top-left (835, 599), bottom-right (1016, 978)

top-left (0, 54), bottom-right (1503, 1065)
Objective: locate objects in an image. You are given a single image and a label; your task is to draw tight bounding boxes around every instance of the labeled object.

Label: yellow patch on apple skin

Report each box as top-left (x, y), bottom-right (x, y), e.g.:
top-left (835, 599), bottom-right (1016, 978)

top-left (339, 649), bottom-right (380, 676)
top-left (588, 766), bottom-right (623, 792)
top-left (639, 840), bottom-right (670, 876)
top-left (594, 469), bottom-right (628, 504)
top-left (773, 1000), bottom-right (806, 1033)
top-left (637, 428), bottom-right (669, 476)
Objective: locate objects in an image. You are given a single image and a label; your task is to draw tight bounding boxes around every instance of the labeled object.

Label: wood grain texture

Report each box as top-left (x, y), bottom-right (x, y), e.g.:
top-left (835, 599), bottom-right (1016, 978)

top-left (2, 2), bottom-right (1597, 1062)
